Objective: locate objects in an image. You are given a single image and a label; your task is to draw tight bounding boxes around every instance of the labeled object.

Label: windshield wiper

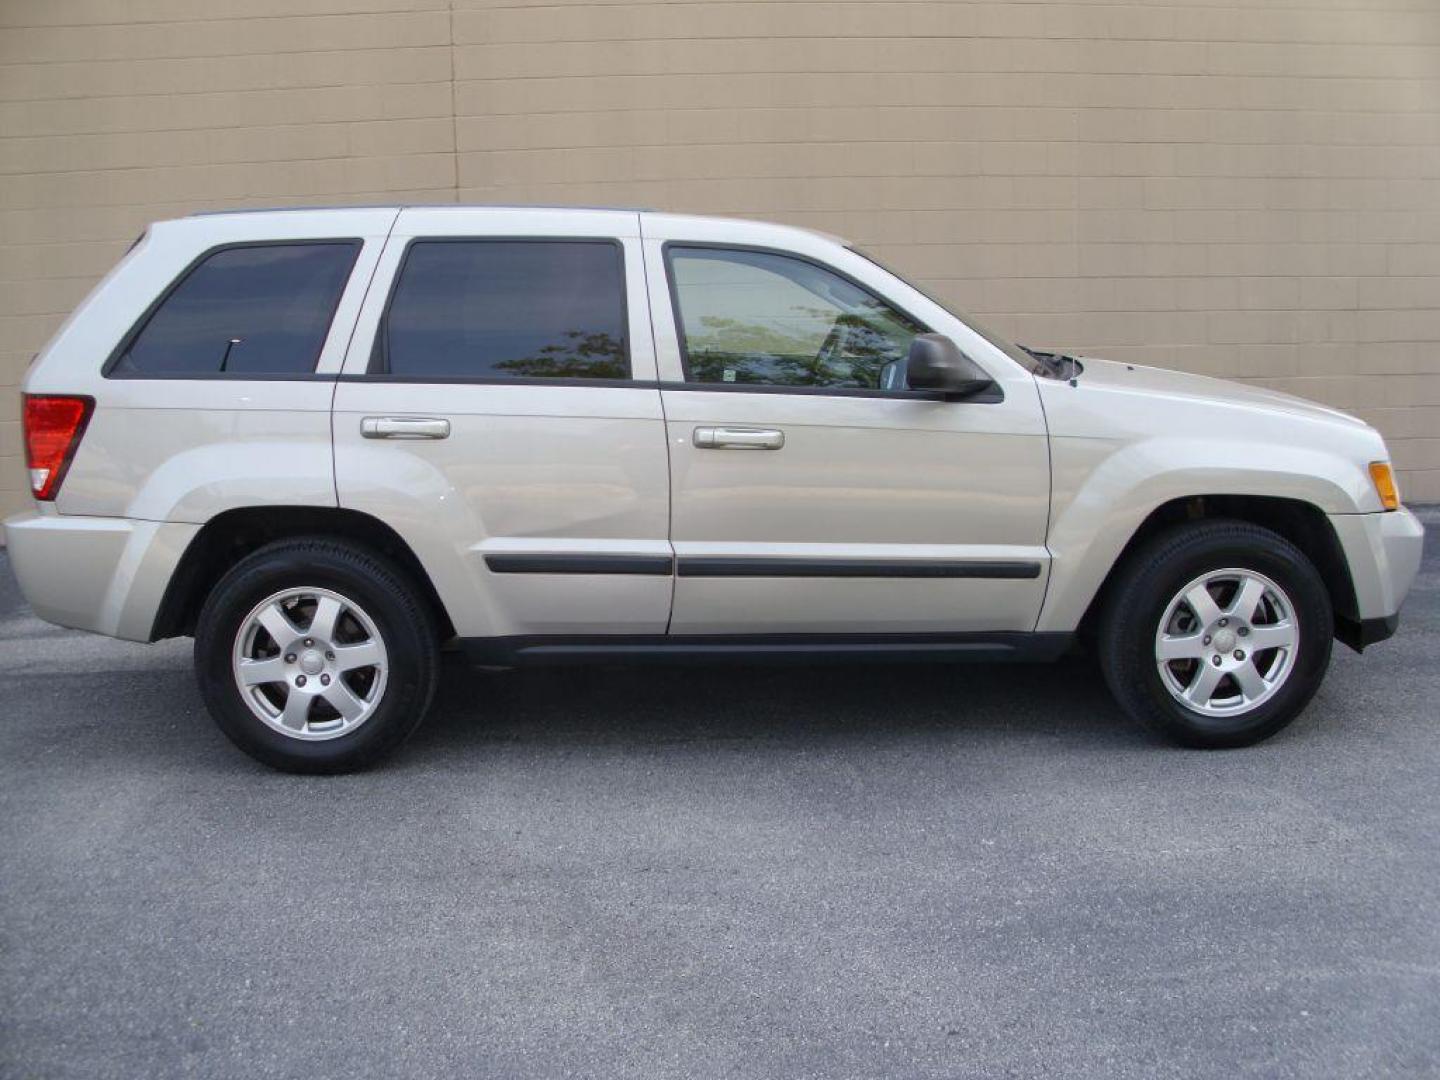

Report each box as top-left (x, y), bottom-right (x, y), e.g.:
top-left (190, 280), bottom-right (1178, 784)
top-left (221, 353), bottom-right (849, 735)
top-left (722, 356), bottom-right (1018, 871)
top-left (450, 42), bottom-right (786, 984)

top-left (1020, 345), bottom-right (1081, 381)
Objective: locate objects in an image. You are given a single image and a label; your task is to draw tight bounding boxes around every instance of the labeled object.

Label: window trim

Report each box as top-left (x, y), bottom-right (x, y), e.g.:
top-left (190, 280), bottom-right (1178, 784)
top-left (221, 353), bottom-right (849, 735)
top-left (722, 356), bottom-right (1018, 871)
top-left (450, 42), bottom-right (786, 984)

top-left (661, 240), bottom-right (1001, 402)
top-left (656, 379), bottom-right (961, 401)
top-left (103, 239), bottom-right (363, 380)
top-left (338, 373), bottom-right (645, 389)
top-left (333, 376), bottom-right (965, 400)
top-left (366, 235), bottom-right (634, 384)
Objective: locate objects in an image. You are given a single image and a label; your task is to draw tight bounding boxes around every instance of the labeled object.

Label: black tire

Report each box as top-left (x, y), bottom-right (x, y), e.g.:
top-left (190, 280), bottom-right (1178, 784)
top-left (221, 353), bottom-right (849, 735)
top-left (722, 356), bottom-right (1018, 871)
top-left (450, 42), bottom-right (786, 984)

top-left (1098, 520), bottom-right (1333, 748)
top-left (194, 538), bottom-right (439, 773)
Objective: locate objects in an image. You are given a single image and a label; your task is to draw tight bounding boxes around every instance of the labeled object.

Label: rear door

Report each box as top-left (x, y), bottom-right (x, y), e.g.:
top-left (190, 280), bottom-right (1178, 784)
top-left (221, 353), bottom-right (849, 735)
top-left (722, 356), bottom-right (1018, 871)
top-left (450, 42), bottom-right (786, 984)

top-left (332, 208), bottom-right (671, 640)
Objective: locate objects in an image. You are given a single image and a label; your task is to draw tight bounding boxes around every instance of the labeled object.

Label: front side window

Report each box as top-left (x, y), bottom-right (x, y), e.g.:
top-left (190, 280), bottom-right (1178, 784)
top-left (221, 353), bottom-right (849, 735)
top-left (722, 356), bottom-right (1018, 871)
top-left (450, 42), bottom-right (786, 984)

top-left (667, 247), bottom-right (925, 390)
top-left (377, 240), bottom-right (629, 380)
top-left (111, 242), bottom-right (359, 376)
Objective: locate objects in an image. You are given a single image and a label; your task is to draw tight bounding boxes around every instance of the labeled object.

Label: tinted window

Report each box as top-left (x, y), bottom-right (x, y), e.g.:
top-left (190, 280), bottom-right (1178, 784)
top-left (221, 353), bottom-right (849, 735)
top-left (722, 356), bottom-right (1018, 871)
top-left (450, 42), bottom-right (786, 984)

top-left (668, 247), bottom-right (925, 390)
top-left (112, 242), bottom-right (358, 376)
top-left (378, 240), bottom-right (629, 380)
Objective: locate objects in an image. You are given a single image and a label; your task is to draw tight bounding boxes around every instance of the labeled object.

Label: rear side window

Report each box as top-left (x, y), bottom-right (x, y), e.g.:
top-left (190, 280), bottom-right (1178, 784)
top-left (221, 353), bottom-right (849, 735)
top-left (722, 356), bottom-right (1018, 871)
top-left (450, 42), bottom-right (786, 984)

top-left (109, 241), bottom-right (359, 377)
top-left (375, 239), bottom-right (629, 380)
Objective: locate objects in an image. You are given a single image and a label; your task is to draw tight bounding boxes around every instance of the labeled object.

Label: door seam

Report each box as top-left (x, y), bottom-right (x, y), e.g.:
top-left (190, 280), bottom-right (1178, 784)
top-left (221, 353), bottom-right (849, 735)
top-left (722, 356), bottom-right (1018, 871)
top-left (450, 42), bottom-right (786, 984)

top-left (638, 214), bottom-right (679, 634)
top-left (329, 209), bottom-right (403, 509)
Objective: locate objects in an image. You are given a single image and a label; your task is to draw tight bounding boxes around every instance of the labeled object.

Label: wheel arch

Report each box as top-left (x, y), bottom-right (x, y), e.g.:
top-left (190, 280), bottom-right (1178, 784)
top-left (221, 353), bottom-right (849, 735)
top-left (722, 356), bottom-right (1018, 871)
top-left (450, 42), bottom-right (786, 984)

top-left (149, 505), bottom-right (456, 642)
top-left (1074, 494), bottom-right (1358, 647)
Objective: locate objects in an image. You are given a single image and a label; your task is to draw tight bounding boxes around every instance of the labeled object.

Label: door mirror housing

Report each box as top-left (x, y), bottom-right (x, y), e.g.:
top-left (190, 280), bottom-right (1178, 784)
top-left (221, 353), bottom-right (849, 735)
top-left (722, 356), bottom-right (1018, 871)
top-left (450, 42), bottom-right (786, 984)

top-left (905, 334), bottom-right (996, 400)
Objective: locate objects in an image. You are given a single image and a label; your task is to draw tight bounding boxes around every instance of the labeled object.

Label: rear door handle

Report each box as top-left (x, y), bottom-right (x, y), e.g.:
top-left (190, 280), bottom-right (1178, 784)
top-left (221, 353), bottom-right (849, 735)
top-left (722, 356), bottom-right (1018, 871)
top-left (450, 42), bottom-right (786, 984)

top-left (361, 416), bottom-right (451, 440)
top-left (693, 426), bottom-right (785, 450)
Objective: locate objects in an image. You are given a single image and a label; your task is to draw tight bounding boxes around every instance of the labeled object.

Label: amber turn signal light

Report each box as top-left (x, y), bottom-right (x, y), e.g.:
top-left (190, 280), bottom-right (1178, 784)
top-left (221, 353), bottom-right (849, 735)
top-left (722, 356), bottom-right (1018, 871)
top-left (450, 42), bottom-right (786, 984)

top-left (1369, 461), bottom-right (1400, 511)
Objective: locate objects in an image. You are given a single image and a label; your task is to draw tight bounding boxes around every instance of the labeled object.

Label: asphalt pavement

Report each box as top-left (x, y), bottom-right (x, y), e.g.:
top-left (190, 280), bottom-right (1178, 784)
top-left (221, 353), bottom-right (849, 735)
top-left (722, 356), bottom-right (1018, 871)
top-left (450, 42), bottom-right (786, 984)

top-left (2, 511), bottom-right (1437, 1079)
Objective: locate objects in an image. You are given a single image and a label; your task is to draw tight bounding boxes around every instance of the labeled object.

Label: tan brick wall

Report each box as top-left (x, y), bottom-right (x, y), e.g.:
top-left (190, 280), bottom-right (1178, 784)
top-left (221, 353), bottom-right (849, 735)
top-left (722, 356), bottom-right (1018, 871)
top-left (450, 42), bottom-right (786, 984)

top-left (3, 0), bottom-right (1438, 518)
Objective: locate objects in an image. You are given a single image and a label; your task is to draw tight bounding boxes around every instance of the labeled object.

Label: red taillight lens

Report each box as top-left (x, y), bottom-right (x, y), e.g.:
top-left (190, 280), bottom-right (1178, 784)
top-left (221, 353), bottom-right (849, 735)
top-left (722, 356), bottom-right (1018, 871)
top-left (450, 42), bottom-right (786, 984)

top-left (22, 394), bottom-right (93, 501)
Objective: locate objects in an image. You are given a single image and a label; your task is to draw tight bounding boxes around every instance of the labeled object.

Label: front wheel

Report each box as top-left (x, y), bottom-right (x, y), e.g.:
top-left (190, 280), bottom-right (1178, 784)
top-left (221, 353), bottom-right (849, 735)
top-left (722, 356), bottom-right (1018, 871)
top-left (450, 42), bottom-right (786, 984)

top-left (1098, 520), bottom-right (1334, 748)
top-left (194, 538), bottom-right (439, 773)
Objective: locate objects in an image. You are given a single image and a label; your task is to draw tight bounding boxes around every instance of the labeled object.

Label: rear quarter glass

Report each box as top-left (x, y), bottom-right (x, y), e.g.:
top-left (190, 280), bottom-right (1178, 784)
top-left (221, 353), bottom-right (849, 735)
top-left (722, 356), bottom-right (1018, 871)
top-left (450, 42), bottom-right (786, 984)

top-left (105, 241), bottom-right (361, 378)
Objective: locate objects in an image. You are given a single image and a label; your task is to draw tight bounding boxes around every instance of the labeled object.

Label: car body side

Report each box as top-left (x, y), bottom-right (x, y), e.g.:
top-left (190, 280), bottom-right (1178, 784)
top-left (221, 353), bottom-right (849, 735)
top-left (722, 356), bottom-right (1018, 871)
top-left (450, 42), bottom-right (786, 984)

top-left (4, 207), bottom-right (1424, 655)
top-left (1034, 363), bottom-right (1422, 638)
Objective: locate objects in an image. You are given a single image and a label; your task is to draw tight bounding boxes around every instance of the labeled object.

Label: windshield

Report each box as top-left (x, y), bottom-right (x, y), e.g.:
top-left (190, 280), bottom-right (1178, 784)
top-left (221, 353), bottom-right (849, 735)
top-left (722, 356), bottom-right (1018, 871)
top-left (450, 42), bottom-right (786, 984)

top-left (847, 246), bottom-right (1057, 377)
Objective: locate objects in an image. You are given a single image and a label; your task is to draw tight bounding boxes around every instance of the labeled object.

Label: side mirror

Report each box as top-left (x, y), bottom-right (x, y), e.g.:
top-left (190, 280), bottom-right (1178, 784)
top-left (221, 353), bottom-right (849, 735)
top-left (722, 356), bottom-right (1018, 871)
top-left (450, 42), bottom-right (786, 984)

top-left (906, 334), bottom-right (995, 400)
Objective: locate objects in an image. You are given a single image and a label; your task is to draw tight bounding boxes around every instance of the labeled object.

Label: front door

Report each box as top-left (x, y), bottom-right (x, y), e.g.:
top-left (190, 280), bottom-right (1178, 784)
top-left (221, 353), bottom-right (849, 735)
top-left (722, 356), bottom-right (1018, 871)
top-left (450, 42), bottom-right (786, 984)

top-left (642, 218), bottom-right (1051, 636)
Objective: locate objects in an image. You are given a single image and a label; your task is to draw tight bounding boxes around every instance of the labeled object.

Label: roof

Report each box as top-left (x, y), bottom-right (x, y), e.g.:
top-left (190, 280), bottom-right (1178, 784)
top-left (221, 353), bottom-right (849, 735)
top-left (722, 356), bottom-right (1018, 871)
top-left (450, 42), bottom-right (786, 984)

top-left (176, 204), bottom-right (847, 247)
top-left (188, 203), bottom-right (654, 217)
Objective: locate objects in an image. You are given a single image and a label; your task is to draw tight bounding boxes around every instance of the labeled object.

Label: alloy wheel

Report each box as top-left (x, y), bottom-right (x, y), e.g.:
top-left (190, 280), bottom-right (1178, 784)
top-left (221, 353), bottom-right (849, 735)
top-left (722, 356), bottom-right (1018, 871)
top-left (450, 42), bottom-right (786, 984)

top-left (1154, 568), bottom-right (1299, 717)
top-left (231, 586), bottom-right (389, 741)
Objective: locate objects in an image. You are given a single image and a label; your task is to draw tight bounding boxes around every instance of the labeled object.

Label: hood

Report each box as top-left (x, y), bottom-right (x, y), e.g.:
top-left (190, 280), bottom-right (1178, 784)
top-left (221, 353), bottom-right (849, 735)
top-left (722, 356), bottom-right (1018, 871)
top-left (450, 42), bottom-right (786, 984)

top-left (1072, 357), bottom-right (1368, 429)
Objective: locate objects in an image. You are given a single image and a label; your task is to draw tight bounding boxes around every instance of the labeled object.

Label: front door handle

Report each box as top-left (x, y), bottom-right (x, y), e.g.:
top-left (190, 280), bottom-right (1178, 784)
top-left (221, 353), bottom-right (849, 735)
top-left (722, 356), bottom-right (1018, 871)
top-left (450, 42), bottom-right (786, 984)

top-left (360, 416), bottom-right (451, 440)
top-left (693, 426), bottom-right (785, 450)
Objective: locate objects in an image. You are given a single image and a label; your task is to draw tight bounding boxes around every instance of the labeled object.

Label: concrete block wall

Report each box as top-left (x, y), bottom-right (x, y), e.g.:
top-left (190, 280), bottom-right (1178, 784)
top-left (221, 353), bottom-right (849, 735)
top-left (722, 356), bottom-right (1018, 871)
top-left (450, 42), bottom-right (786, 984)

top-left (3, 0), bottom-right (1438, 518)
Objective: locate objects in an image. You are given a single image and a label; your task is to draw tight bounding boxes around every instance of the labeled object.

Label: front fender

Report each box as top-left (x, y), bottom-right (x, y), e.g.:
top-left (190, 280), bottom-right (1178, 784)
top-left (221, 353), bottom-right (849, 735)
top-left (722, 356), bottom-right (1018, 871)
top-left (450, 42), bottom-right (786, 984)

top-left (1036, 434), bottom-right (1378, 632)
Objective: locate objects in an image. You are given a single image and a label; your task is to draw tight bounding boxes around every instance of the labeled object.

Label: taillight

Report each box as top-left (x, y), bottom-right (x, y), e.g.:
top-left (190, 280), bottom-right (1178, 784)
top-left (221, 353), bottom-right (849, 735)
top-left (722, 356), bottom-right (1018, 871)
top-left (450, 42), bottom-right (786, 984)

top-left (22, 394), bottom-right (94, 501)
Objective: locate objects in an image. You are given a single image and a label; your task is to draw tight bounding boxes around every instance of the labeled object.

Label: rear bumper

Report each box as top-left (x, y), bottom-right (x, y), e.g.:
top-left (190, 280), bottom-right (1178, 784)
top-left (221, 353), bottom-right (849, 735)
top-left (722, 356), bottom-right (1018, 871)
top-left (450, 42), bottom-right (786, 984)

top-left (1328, 506), bottom-right (1425, 646)
top-left (3, 511), bottom-right (198, 642)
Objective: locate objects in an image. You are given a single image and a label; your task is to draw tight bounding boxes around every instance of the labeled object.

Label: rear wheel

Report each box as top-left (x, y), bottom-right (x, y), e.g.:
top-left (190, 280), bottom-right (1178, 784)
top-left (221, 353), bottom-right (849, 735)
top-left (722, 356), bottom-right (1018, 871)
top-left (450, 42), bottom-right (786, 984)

top-left (194, 539), bottom-right (439, 773)
top-left (1099, 520), bottom-right (1333, 748)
